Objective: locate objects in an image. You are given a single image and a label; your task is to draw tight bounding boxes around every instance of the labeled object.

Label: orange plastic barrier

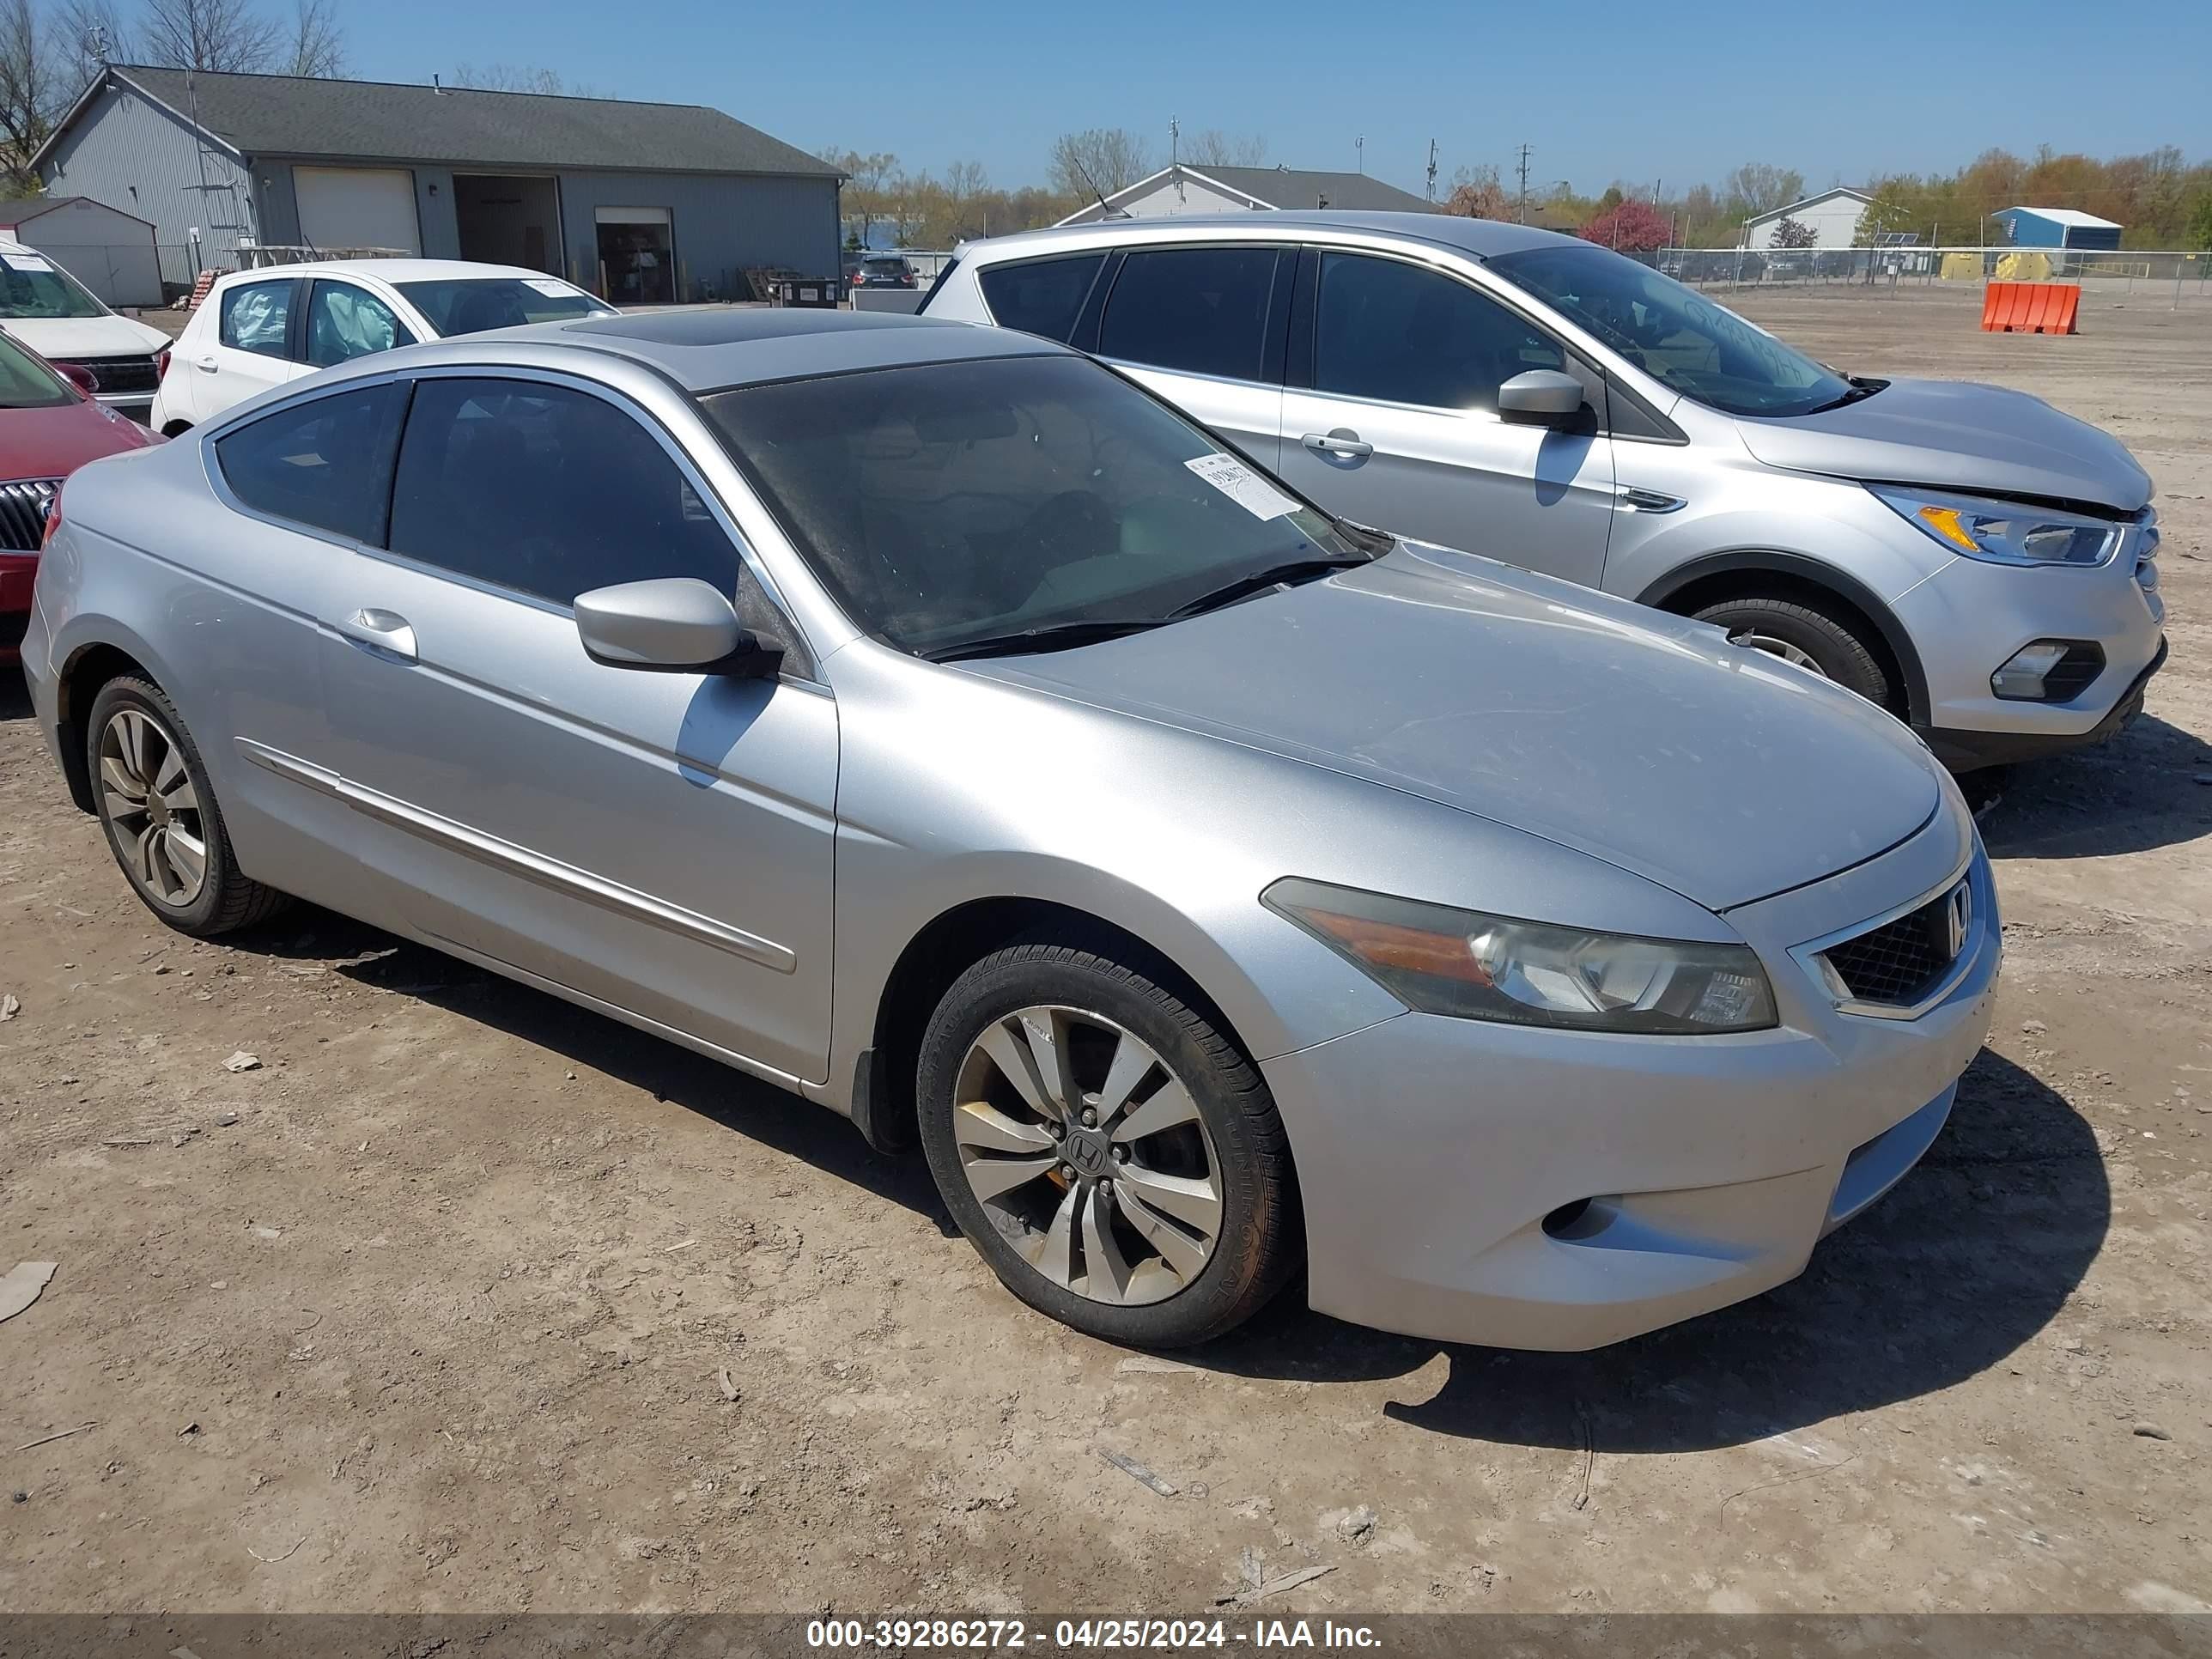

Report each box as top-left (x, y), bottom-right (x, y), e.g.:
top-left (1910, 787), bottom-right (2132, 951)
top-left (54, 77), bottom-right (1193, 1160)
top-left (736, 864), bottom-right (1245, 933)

top-left (1980, 281), bottom-right (2081, 335)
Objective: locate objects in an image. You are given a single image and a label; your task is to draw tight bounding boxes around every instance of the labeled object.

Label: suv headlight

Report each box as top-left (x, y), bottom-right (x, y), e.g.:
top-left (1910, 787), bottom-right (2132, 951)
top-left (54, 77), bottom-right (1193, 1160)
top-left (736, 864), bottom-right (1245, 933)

top-left (1871, 485), bottom-right (2123, 568)
top-left (1262, 878), bottom-right (1777, 1035)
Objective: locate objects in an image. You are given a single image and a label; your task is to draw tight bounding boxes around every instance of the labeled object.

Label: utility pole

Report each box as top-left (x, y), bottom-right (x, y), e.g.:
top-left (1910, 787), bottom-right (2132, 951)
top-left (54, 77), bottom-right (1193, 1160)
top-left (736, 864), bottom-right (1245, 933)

top-left (1425, 138), bottom-right (1437, 203)
top-left (1355, 135), bottom-right (1364, 175)
top-left (1515, 143), bottom-right (1532, 224)
top-left (1170, 116), bottom-right (1179, 167)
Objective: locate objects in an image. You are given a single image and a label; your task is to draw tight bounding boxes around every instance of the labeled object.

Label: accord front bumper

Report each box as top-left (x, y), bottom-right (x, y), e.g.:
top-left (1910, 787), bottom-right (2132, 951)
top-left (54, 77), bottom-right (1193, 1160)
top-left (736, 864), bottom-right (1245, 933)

top-left (1260, 817), bottom-right (1999, 1351)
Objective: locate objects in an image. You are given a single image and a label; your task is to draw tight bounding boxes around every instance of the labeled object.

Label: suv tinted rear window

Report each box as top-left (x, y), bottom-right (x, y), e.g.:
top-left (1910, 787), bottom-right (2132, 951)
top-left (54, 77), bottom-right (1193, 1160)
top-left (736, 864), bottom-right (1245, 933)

top-left (976, 253), bottom-right (1104, 343)
top-left (1097, 247), bottom-right (1279, 381)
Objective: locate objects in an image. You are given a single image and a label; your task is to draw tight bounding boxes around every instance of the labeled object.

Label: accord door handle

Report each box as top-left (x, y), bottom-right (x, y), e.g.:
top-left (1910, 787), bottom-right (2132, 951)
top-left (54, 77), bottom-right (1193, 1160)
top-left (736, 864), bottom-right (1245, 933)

top-left (1301, 428), bottom-right (1373, 459)
top-left (336, 607), bottom-right (417, 663)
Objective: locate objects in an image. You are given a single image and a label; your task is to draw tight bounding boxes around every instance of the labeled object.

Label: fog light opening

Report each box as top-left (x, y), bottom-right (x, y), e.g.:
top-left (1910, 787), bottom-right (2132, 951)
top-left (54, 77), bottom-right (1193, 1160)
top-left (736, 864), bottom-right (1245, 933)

top-left (1542, 1199), bottom-right (1595, 1238)
top-left (1991, 640), bottom-right (2103, 703)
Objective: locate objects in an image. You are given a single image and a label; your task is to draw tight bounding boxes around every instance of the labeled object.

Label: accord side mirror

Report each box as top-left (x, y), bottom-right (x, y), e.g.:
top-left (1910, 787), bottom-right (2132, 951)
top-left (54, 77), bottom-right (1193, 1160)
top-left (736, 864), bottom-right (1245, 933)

top-left (1497, 369), bottom-right (1586, 427)
top-left (574, 577), bottom-right (782, 678)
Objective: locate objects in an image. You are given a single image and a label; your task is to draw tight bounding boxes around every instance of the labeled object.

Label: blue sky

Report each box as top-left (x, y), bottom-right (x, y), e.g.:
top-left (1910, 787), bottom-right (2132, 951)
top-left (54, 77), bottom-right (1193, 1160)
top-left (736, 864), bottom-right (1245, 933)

top-left (356, 0), bottom-right (2209, 195)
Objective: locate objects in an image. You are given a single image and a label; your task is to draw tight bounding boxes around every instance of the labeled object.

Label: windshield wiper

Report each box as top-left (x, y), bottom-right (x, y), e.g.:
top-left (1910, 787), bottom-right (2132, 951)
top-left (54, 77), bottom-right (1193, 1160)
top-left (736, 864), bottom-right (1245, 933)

top-left (1167, 556), bottom-right (1375, 621)
top-left (1805, 377), bottom-right (1886, 414)
top-left (921, 617), bottom-right (1170, 664)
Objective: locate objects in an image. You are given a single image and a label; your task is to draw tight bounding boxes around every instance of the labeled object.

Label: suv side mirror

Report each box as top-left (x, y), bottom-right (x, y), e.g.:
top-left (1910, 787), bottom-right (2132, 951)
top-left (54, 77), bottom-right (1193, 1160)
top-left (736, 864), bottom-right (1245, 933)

top-left (1497, 369), bottom-right (1585, 427)
top-left (574, 577), bottom-right (783, 678)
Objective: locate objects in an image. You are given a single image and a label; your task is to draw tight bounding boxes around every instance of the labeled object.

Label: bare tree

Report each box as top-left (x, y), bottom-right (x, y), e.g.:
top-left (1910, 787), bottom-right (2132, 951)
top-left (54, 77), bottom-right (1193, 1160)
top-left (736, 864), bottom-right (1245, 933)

top-left (1443, 162), bottom-right (1509, 220)
top-left (942, 158), bottom-right (988, 237)
top-left (53, 0), bottom-right (132, 98)
top-left (1184, 129), bottom-right (1265, 168)
top-left (824, 147), bottom-right (896, 245)
top-left (1049, 127), bottom-right (1150, 200)
top-left (0, 0), bottom-right (53, 191)
top-left (140, 0), bottom-right (278, 73)
top-left (1720, 161), bottom-right (1805, 219)
top-left (448, 62), bottom-right (601, 96)
top-left (282, 0), bottom-right (343, 76)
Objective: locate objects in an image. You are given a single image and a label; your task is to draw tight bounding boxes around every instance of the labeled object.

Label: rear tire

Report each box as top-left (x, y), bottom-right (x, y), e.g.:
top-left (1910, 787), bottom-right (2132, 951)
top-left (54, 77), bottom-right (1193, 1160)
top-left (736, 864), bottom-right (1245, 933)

top-left (1692, 594), bottom-right (1894, 709)
top-left (87, 676), bottom-right (289, 937)
top-left (916, 943), bottom-right (1298, 1347)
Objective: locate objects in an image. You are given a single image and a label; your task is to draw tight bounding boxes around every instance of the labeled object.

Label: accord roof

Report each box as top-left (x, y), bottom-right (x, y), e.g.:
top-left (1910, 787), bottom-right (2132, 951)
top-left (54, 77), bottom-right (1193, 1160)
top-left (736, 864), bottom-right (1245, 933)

top-left (476, 306), bottom-right (1068, 391)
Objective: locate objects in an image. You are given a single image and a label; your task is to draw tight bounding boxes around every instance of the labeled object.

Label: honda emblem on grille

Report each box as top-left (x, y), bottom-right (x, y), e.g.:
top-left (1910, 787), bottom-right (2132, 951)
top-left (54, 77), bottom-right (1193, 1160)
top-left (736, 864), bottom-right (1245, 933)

top-left (1944, 880), bottom-right (1972, 961)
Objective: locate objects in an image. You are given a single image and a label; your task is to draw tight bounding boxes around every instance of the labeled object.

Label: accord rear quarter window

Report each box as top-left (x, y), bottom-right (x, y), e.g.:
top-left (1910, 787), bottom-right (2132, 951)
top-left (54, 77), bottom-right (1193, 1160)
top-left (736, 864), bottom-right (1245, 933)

top-left (215, 382), bottom-right (401, 544)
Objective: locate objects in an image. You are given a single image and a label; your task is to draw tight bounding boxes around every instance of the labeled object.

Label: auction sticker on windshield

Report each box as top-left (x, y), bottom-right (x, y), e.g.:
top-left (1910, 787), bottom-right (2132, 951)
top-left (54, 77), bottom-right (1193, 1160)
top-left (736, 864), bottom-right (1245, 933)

top-left (1186, 453), bottom-right (1297, 520)
top-left (2, 253), bottom-right (54, 272)
top-left (525, 277), bottom-right (574, 296)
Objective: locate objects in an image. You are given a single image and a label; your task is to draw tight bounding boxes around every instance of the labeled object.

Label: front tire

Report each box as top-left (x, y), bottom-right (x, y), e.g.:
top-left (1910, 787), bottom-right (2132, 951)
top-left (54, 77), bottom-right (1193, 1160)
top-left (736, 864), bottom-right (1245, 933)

top-left (87, 677), bottom-right (289, 936)
top-left (916, 943), bottom-right (1298, 1347)
top-left (1693, 593), bottom-right (1894, 710)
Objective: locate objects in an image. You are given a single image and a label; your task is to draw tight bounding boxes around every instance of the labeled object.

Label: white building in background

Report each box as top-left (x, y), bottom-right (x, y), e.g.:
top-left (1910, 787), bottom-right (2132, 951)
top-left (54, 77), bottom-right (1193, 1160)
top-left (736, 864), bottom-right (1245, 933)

top-left (1057, 164), bottom-right (1437, 226)
top-left (1739, 187), bottom-right (1875, 250)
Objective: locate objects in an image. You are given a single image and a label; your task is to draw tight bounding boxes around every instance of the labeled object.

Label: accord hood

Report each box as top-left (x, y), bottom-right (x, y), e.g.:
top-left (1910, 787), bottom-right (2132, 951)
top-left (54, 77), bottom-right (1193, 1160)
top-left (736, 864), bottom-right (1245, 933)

top-left (1735, 376), bottom-right (2151, 514)
top-left (969, 546), bottom-right (1946, 912)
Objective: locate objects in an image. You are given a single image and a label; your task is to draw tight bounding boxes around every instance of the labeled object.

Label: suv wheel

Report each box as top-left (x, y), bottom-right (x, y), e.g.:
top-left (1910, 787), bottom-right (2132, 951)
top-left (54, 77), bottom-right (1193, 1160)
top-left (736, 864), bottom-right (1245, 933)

top-left (1693, 594), bottom-right (1894, 709)
top-left (916, 943), bottom-right (1298, 1347)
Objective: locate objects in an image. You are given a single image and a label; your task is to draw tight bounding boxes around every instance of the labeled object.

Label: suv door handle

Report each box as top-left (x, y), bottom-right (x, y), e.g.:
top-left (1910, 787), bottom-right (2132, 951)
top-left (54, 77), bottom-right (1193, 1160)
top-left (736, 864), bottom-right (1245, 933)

top-left (336, 608), bottom-right (417, 663)
top-left (1302, 428), bottom-right (1373, 459)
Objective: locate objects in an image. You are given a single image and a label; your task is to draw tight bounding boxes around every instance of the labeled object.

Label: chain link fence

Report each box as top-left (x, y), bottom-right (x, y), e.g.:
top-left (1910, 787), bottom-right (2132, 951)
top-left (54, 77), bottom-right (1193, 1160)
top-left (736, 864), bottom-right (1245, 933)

top-left (1628, 246), bottom-right (2211, 306)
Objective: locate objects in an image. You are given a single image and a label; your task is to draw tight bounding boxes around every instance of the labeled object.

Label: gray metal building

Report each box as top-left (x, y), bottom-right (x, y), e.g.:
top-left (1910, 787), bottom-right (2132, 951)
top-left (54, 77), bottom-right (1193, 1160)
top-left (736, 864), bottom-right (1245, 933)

top-left (33, 66), bottom-right (843, 301)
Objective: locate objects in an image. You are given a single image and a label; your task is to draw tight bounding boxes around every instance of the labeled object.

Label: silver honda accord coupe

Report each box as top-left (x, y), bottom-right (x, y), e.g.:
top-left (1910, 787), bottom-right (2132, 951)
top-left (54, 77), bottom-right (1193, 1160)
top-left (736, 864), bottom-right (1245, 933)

top-left (22, 309), bottom-right (1999, 1350)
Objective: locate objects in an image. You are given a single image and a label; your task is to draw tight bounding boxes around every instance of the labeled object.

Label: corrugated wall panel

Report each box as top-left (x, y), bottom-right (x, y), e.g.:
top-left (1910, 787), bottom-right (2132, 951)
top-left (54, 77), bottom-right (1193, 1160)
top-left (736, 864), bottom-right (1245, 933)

top-left (556, 170), bottom-right (841, 299)
top-left (38, 77), bottom-right (257, 283)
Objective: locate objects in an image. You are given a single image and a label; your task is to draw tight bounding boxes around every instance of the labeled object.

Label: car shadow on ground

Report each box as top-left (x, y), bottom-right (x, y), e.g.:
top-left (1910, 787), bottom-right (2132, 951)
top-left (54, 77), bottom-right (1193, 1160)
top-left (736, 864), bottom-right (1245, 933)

top-left (234, 908), bottom-right (963, 1236)
top-left (1978, 715), bottom-right (2212, 860)
top-left (1197, 1048), bottom-right (2106, 1452)
top-left (244, 914), bottom-right (2102, 1450)
top-left (1, 669), bottom-right (30, 721)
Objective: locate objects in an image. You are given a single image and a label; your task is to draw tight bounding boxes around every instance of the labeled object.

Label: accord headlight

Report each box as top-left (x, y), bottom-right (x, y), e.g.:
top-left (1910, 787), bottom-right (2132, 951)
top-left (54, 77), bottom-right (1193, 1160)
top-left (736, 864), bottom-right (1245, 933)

top-left (1871, 485), bottom-right (2124, 568)
top-left (1262, 878), bottom-right (1777, 1035)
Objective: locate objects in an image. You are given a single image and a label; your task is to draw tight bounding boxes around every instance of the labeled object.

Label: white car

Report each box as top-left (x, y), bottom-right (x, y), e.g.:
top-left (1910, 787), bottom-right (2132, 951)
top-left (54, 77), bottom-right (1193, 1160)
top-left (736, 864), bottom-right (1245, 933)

top-left (0, 239), bottom-right (173, 423)
top-left (149, 258), bottom-right (615, 433)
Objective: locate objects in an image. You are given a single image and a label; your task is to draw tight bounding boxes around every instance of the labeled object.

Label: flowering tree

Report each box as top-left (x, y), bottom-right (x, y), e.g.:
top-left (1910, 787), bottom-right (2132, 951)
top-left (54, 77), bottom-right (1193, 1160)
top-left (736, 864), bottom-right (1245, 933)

top-left (1579, 198), bottom-right (1671, 252)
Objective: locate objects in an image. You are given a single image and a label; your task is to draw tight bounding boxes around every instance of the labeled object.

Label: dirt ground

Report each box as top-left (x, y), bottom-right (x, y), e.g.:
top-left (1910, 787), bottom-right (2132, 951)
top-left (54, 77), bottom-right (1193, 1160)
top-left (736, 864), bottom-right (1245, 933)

top-left (3, 287), bottom-right (2209, 1619)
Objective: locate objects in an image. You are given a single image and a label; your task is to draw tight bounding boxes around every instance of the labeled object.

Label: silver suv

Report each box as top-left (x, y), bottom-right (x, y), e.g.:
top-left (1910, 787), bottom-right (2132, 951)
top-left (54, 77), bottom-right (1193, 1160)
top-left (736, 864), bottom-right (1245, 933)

top-left (923, 212), bottom-right (2167, 770)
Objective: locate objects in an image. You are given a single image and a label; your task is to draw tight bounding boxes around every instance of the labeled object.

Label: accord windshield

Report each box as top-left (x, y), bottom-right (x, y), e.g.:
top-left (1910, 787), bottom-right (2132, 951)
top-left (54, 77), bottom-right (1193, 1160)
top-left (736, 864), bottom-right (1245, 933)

top-left (0, 252), bottom-right (112, 319)
top-left (1488, 244), bottom-right (1854, 417)
top-left (396, 277), bottom-right (615, 337)
top-left (702, 354), bottom-right (1372, 658)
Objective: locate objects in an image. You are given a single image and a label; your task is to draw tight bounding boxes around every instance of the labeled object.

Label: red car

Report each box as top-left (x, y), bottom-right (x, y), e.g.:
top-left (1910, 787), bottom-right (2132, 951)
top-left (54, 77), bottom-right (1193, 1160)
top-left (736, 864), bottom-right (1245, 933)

top-left (0, 327), bottom-right (155, 665)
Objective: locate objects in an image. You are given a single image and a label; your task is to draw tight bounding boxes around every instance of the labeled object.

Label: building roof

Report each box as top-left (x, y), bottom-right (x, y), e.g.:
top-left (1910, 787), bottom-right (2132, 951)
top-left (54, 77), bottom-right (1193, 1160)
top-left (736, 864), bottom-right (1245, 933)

top-left (0, 194), bottom-right (155, 228)
top-left (51, 66), bottom-right (841, 179)
top-left (1742, 187), bottom-right (1873, 227)
top-left (1999, 206), bottom-right (2121, 229)
top-left (1060, 162), bottom-right (1437, 224)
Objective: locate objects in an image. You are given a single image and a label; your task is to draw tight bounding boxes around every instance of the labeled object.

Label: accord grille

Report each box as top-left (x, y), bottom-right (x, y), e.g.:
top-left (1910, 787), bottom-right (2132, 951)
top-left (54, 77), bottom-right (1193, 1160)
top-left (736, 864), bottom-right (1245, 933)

top-left (1818, 877), bottom-right (1972, 1009)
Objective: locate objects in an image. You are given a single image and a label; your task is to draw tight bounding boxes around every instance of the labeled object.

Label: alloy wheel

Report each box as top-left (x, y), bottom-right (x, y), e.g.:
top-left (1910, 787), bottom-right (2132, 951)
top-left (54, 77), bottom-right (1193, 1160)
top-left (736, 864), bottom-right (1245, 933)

top-left (952, 1005), bottom-right (1224, 1307)
top-left (1730, 629), bottom-right (1826, 675)
top-left (99, 706), bottom-right (209, 907)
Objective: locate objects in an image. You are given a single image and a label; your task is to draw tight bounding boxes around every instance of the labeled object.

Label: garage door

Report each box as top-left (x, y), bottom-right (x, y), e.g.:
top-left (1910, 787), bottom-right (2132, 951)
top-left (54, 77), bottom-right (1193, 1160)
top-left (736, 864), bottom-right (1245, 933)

top-left (294, 167), bottom-right (421, 255)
